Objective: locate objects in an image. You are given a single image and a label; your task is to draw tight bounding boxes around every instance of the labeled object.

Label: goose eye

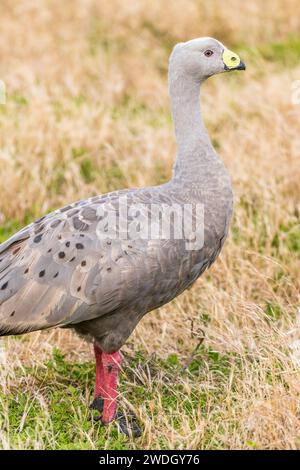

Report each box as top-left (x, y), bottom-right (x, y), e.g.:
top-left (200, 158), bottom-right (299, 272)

top-left (204, 50), bottom-right (214, 57)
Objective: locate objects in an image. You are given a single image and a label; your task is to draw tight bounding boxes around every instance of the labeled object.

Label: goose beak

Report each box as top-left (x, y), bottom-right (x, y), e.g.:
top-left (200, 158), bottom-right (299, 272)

top-left (234, 60), bottom-right (246, 71)
top-left (223, 48), bottom-right (246, 71)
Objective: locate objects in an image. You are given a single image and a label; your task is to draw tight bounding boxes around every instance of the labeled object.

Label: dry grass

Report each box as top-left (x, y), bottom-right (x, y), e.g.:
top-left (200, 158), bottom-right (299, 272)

top-left (0, 0), bottom-right (300, 449)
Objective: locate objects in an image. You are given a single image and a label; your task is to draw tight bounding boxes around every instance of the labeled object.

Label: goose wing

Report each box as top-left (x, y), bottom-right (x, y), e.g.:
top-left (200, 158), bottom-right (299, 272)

top-left (0, 193), bottom-right (134, 334)
top-left (0, 189), bottom-right (185, 336)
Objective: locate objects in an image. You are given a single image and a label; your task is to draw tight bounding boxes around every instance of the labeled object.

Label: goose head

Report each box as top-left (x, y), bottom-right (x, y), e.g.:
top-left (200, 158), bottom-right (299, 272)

top-left (169, 37), bottom-right (246, 82)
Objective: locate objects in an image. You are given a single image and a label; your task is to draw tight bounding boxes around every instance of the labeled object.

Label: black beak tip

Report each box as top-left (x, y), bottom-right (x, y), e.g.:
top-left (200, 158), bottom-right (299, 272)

top-left (224, 61), bottom-right (246, 71)
top-left (237, 61), bottom-right (246, 71)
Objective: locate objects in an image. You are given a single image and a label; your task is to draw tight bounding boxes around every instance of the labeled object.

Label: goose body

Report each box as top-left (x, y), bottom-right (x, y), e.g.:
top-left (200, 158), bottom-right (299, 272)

top-left (0, 37), bottom-right (244, 432)
top-left (0, 179), bottom-right (231, 351)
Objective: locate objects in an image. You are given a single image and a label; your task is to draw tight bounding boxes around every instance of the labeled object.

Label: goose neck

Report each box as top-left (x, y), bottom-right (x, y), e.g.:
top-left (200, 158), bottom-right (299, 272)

top-left (169, 69), bottom-right (217, 181)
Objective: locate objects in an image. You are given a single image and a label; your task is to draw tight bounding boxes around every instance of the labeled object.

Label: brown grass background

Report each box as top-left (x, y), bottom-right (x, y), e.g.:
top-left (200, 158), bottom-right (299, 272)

top-left (0, 0), bottom-right (300, 449)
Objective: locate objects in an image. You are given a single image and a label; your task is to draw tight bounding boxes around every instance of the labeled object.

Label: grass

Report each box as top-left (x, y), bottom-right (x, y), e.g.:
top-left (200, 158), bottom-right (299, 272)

top-left (0, 0), bottom-right (300, 450)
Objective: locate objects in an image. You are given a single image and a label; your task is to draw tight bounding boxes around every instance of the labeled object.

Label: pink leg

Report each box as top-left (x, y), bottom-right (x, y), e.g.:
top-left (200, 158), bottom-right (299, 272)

top-left (91, 345), bottom-right (140, 436)
top-left (93, 343), bottom-right (104, 399)
top-left (101, 350), bottom-right (122, 424)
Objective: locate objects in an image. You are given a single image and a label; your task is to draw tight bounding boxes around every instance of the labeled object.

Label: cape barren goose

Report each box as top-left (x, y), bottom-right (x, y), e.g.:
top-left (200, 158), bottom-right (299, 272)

top-left (0, 38), bottom-right (245, 436)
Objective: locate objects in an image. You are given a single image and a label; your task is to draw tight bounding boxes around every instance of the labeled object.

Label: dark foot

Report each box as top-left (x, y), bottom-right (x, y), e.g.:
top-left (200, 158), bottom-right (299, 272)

top-left (116, 411), bottom-right (141, 438)
top-left (90, 397), bottom-right (141, 437)
top-left (89, 395), bottom-right (104, 413)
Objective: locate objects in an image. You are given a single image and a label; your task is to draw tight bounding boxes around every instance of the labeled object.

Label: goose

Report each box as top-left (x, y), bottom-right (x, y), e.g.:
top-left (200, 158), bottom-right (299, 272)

top-left (0, 37), bottom-right (245, 437)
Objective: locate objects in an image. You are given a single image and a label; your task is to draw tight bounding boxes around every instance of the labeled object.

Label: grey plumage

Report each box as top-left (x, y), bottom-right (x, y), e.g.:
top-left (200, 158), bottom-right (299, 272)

top-left (0, 37), bottom-right (243, 353)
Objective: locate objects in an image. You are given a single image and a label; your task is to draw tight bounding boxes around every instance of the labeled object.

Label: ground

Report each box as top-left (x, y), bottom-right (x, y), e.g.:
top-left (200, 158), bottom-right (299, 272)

top-left (0, 0), bottom-right (300, 450)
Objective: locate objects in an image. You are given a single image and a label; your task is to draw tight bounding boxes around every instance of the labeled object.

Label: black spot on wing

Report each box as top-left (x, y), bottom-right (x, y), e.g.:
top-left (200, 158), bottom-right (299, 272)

top-left (60, 205), bottom-right (73, 213)
top-left (82, 207), bottom-right (97, 221)
top-left (73, 217), bottom-right (89, 231)
top-left (34, 224), bottom-right (45, 234)
top-left (35, 215), bottom-right (46, 224)
top-left (67, 209), bottom-right (80, 218)
top-left (51, 220), bottom-right (61, 229)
